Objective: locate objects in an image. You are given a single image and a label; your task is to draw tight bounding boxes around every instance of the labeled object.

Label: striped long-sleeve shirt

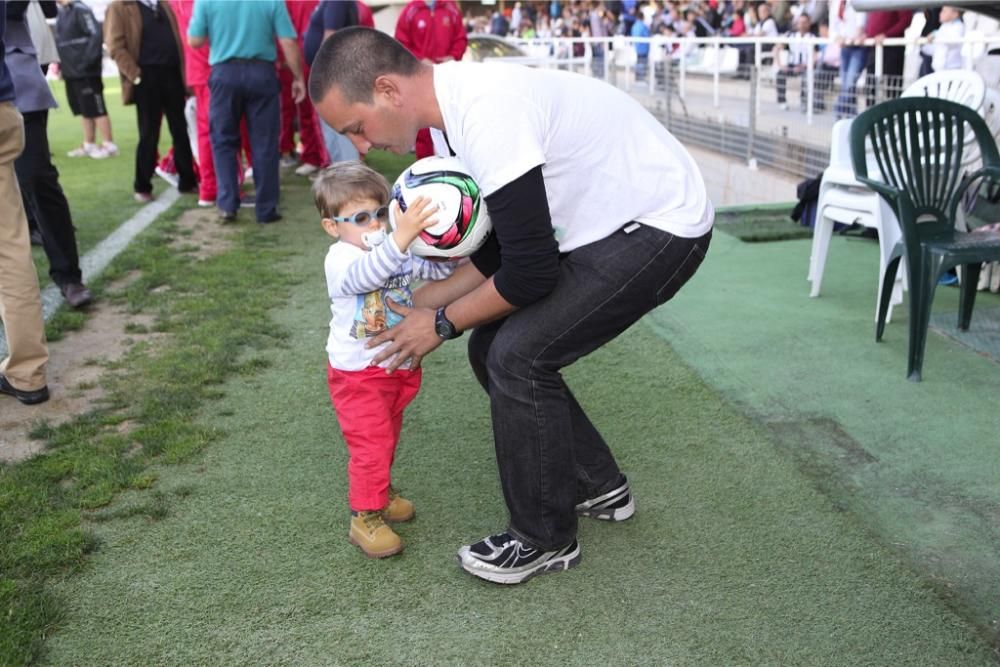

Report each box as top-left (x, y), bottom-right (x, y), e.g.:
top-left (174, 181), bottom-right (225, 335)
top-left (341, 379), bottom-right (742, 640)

top-left (324, 237), bottom-right (456, 371)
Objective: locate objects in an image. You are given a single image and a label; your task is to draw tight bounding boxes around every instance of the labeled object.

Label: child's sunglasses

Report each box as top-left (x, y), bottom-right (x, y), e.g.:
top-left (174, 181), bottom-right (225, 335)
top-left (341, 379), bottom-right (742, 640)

top-left (332, 205), bottom-right (390, 226)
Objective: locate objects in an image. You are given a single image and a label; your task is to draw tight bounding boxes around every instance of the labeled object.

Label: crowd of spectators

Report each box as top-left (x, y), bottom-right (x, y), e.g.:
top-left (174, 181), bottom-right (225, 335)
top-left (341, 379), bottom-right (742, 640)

top-left (470, 1), bottom-right (995, 116)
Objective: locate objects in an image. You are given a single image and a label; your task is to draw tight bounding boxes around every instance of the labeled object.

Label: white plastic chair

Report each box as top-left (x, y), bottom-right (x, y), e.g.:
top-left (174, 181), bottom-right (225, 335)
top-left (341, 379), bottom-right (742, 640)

top-left (808, 69), bottom-right (987, 322)
top-left (808, 119), bottom-right (904, 321)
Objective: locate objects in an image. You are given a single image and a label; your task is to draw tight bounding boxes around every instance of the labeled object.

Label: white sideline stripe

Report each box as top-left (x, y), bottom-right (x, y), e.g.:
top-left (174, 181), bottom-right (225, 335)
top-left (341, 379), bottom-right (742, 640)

top-left (0, 189), bottom-right (181, 358)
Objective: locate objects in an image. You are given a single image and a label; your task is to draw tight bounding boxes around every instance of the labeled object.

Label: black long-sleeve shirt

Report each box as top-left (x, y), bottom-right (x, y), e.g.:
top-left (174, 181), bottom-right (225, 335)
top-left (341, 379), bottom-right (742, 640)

top-left (471, 165), bottom-right (561, 308)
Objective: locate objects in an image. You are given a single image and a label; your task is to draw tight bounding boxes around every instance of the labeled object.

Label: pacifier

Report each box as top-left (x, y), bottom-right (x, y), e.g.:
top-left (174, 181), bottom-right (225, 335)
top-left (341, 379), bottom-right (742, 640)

top-left (362, 228), bottom-right (387, 249)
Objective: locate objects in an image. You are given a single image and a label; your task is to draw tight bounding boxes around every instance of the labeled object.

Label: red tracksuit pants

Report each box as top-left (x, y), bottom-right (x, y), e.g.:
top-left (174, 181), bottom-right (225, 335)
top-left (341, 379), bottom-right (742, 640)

top-left (327, 364), bottom-right (422, 512)
top-left (279, 65), bottom-right (327, 168)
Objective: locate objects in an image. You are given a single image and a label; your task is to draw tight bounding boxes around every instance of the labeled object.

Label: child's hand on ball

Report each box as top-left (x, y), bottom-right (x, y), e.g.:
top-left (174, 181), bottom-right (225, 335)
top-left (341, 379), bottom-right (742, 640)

top-left (391, 196), bottom-right (439, 251)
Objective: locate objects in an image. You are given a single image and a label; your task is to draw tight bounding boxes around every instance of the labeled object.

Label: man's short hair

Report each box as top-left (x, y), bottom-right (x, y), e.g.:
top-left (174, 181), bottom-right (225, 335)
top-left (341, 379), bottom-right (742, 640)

top-left (308, 27), bottom-right (421, 105)
top-left (313, 161), bottom-right (390, 219)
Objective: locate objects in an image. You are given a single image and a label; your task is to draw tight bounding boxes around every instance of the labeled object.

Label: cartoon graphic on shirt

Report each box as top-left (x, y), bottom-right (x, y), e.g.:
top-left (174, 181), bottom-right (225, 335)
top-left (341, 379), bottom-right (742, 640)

top-left (349, 273), bottom-right (413, 340)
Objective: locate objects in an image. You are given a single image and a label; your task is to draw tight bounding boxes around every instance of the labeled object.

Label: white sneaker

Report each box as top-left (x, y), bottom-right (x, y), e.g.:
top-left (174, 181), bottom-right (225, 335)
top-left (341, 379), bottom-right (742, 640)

top-left (991, 262), bottom-right (1000, 293)
top-left (295, 163), bottom-right (320, 177)
top-left (101, 141), bottom-right (119, 157)
top-left (197, 199), bottom-right (216, 208)
top-left (778, 102), bottom-right (789, 111)
top-left (68, 142), bottom-right (106, 158)
top-left (243, 166), bottom-right (254, 182)
top-left (279, 155), bottom-right (298, 168)
top-left (155, 166), bottom-right (179, 188)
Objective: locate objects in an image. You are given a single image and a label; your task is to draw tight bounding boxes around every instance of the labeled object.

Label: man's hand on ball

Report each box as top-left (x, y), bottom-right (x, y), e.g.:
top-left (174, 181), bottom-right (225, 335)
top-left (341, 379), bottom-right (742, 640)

top-left (367, 299), bottom-right (442, 372)
top-left (391, 197), bottom-right (439, 251)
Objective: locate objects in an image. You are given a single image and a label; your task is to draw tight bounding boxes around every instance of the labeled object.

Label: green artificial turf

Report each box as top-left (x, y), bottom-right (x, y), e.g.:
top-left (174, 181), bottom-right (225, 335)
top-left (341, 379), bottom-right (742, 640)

top-left (36, 182), bottom-right (999, 666)
top-left (714, 204), bottom-right (814, 243)
top-left (31, 79), bottom-right (174, 283)
top-left (646, 223), bottom-right (1000, 651)
top-left (5, 82), bottom-right (1000, 666)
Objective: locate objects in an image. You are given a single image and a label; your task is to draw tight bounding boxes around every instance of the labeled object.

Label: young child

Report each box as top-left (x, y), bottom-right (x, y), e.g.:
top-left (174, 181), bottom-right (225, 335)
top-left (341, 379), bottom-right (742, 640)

top-left (931, 6), bottom-right (965, 73)
top-left (314, 161), bottom-right (455, 559)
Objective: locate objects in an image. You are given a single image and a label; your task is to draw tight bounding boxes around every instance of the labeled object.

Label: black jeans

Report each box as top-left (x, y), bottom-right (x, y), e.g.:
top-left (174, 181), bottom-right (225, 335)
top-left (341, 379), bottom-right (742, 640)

top-left (865, 45), bottom-right (906, 105)
top-left (468, 223), bottom-right (712, 550)
top-left (133, 64), bottom-right (196, 194)
top-left (14, 110), bottom-right (82, 287)
top-left (776, 67), bottom-right (806, 105)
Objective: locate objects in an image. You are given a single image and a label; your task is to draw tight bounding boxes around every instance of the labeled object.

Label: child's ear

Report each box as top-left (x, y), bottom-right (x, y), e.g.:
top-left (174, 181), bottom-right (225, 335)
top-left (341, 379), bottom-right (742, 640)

top-left (321, 218), bottom-right (340, 239)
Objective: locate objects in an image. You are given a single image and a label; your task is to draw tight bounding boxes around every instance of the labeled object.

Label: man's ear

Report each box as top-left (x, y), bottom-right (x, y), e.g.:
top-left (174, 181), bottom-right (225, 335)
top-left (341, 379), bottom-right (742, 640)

top-left (374, 74), bottom-right (402, 104)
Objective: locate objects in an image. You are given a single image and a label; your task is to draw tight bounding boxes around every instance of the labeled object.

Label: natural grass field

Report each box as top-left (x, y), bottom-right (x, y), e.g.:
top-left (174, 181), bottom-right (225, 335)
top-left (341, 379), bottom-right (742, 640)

top-left (3, 80), bottom-right (1000, 666)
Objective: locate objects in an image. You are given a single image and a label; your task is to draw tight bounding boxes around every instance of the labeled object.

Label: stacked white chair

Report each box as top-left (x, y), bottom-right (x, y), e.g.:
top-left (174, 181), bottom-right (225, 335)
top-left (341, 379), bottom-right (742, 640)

top-left (807, 70), bottom-right (987, 322)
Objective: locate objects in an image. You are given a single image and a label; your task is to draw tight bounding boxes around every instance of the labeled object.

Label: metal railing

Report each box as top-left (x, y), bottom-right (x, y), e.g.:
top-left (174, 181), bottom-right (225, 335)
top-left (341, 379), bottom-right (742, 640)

top-left (497, 34), bottom-right (1000, 181)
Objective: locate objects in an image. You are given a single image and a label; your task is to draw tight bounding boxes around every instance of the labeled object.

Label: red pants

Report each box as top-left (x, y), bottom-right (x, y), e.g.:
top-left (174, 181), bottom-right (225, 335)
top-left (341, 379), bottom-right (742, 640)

top-left (327, 364), bottom-right (422, 511)
top-left (192, 84), bottom-right (216, 201)
top-left (279, 65), bottom-right (327, 168)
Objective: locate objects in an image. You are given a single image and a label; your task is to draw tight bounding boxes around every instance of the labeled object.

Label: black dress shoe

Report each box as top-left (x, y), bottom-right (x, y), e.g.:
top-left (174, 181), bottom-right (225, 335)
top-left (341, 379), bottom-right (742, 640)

top-left (257, 213), bottom-right (282, 224)
top-left (218, 210), bottom-right (237, 223)
top-left (60, 282), bottom-right (93, 308)
top-left (0, 374), bottom-right (50, 405)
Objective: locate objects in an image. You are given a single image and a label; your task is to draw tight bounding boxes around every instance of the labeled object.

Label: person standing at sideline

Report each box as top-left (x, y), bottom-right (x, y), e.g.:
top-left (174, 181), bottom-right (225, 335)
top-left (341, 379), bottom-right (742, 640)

top-left (6, 0), bottom-right (93, 308)
top-left (930, 6), bottom-right (965, 73)
top-left (0, 0), bottom-right (50, 406)
top-left (830, 0), bottom-right (868, 118)
top-left (310, 27), bottom-right (713, 585)
top-left (104, 0), bottom-right (197, 203)
top-left (55, 0), bottom-right (117, 159)
top-left (303, 0), bottom-right (359, 165)
top-left (862, 9), bottom-right (912, 104)
top-left (393, 0), bottom-right (466, 159)
top-left (278, 0), bottom-right (325, 177)
top-left (167, 0), bottom-right (213, 207)
top-left (188, 0), bottom-right (304, 224)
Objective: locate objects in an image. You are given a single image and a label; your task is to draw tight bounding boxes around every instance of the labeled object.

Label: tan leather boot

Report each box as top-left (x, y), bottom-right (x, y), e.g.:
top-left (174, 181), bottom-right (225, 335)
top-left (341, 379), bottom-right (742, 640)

top-left (349, 511), bottom-right (402, 558)
top-left (383, 485), bottom-right (415, 523)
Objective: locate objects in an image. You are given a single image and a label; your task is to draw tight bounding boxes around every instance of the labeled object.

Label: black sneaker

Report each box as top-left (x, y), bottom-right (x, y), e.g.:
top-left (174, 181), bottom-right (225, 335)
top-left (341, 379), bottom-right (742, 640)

top-left (457, 532), bottom-right (580, 585)
top-left (575, 475), bottom-right (635, 521)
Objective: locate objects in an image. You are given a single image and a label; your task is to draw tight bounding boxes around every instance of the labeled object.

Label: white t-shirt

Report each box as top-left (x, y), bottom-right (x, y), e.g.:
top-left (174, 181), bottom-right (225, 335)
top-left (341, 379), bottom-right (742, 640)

top-left (785, 32), bottom-right (814, 67)
top-left (932, 20), bottom-right (965, 72)
top-left (325, 237), bottom-right (455, 371)
top-left (432, 61), bottom-right (713, 252)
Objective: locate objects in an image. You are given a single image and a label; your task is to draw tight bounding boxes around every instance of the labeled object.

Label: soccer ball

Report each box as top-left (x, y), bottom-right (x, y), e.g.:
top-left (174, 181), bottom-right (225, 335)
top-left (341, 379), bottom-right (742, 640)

top-left (389, 156), bottom-right (492, 260)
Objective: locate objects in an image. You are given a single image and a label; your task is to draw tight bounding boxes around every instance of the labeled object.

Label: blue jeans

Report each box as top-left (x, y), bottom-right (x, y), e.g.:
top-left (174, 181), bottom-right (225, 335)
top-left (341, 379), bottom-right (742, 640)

top-left (835, 46), bottom-right (871, 118)
top-left (320, 118), bottom-right (359, 163)
top-left (467, 223), bottom-right (712, 549)
top-left (209, 61), bottom-right (281, 221)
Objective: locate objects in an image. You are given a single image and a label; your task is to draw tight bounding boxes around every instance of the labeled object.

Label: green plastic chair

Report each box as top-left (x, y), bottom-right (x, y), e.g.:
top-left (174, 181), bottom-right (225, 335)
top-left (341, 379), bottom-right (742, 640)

top-left (849, 97), bottom-right (1000, 381)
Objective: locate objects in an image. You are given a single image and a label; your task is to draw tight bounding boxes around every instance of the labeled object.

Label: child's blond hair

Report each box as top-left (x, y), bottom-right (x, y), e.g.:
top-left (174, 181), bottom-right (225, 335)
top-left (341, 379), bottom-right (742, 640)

top-left (312, 161), bottom-right (391, 219)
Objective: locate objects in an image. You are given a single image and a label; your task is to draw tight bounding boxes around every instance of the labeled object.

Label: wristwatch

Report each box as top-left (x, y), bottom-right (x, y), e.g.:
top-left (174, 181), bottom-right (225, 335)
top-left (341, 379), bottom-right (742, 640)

top-left (434, 307), bottom-right (462, 340)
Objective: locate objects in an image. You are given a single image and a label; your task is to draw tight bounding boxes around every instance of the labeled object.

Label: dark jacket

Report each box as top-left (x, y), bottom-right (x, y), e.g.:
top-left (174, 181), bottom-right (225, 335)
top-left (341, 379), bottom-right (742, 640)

top-left (55, 0), bottom-right (102, 79)
top-left (4, 1), bottom-right (57, 112)
top-left (104, 0), bottom-right (185, 105)
top-left (0, 1), bottom-right (16, 103)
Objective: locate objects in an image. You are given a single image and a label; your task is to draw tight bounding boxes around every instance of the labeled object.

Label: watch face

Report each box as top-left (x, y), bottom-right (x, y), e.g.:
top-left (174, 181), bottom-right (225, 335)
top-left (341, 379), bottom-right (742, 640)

top-left (435, 308), bottom-right (456, 339)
